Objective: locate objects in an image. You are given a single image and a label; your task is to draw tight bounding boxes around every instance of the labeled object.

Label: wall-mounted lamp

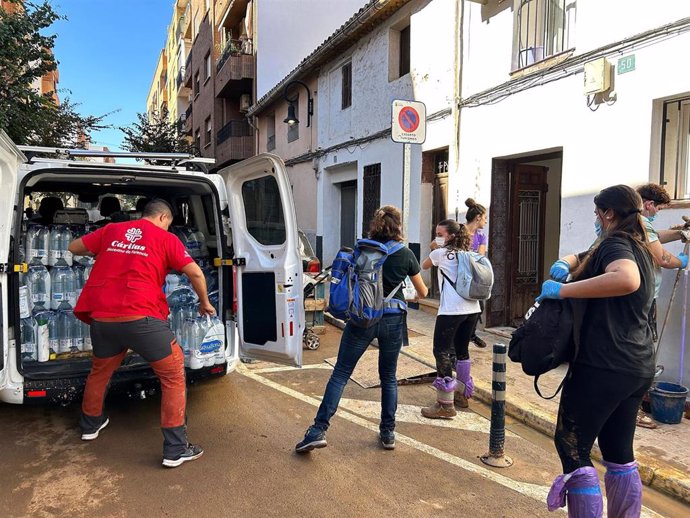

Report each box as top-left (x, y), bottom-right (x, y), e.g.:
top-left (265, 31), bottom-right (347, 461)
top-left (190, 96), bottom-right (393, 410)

top-left (283, 80), bottom-right (314, 127)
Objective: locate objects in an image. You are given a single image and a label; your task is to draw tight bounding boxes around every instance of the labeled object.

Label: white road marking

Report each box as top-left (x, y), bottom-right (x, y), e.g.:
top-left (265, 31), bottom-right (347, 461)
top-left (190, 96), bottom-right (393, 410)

top-left (251, 363), bottom-right (333, 374)
top-left (238, 365), bottom-right (664, 518)
top-left (338, 398), bottom-right (517, 437)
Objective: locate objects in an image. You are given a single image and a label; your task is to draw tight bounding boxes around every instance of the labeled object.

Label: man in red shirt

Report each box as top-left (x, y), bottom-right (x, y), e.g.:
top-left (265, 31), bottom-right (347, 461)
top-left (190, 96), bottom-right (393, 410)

top-left (69, 199), bottom-right (215, 468)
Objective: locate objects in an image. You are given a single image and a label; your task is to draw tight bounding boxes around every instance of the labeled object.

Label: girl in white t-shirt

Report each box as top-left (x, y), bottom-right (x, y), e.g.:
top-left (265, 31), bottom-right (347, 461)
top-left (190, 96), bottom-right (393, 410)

top-left (420, 219), bottom-right (481, 419)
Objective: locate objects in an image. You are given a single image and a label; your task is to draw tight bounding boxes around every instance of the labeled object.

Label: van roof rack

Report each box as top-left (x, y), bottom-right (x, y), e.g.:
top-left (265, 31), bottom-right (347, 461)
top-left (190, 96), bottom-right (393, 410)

top-left (16, 146), bottom-right (216, 168)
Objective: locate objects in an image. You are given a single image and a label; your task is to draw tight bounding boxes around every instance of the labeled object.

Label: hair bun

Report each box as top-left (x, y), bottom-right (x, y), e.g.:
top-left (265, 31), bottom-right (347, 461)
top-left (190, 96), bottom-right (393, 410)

top-left (465, 198), bottom-right (476, 208)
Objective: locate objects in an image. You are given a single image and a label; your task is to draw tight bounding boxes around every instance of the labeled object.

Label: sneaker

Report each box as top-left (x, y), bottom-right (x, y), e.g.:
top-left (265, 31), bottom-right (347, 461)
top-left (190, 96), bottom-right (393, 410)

top-left (380, 431), bottom-right (395, 450)
top-left (162, 443), bottom-right (204, 468)
top-left (81, 417), bottom-right (110, 441)
top-left (295, 426), bottom-right (327, 453)
top-left (472, 335), bottom-right (487, 348)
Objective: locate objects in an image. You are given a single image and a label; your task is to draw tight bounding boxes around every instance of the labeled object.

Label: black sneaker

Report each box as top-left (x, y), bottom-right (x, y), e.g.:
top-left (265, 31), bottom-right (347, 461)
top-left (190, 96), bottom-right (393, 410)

top-left (295, 426), bottom-right (327, 453)
top-left (81, 417), bottom-right (110, 441)
top-left (472, 335), bottom-right (487, 348)
top-left (162, 444), bottom-right (204, 468)
top-left (380, 431), bottom-right (395, 450)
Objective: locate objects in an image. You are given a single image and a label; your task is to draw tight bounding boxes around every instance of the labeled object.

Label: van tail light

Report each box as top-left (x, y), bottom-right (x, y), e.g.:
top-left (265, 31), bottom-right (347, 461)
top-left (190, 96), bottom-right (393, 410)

top-left (232, 266), bottom-right (238, 314)
top-left (27, 390), bottom-right (47, 398)
top-left (307, 258), bottom-right (321, 273)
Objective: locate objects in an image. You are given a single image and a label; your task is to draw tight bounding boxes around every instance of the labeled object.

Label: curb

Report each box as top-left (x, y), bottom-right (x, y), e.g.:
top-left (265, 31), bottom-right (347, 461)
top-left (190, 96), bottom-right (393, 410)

top-left (323, 313), bottom-right (690, 505)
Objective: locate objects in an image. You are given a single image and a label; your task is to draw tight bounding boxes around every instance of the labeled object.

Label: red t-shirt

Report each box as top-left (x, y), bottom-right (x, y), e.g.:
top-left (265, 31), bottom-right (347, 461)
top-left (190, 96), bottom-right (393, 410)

top-left (74, 219), bottom-right (194, 323)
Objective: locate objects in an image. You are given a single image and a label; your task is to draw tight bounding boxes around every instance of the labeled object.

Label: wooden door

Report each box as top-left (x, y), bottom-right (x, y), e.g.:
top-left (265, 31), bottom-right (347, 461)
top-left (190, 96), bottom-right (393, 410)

top-left (340, 180), bottom-right (357, 249)
top-left (508, 164), bottom-right (548, 326)
top-left (430, 170), bottom-right (449, 298)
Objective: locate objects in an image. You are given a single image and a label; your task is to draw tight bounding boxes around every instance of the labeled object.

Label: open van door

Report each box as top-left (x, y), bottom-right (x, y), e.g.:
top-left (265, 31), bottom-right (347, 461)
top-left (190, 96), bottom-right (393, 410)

top-left (219, 154), bottom-right (304, 367)
top-left (0, 131), bottom-right (24, 394)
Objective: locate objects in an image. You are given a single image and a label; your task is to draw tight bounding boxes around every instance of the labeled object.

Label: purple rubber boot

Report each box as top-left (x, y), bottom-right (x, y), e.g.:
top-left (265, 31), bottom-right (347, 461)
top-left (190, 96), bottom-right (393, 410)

top-left (603, 460), bottom-right (642, 518)
top-left (455, 359), bottom-right (474, 398)
top-left (547, 466), bottom-right (603, 517)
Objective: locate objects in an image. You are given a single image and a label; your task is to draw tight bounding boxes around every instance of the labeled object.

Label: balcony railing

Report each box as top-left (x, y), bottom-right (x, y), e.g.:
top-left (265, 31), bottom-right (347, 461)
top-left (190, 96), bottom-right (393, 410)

top-left (217, 119), bottom-right (253, 145)
top-left (176, 67), bottom-right (186, 89)
top-left (216, 39), bottom-right (252, 72)
top-left (185, 103), bottom-right (192, 121)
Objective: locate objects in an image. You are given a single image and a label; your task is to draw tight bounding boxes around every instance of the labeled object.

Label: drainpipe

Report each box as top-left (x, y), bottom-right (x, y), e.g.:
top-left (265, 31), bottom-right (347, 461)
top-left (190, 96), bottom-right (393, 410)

top-left (451, 0), bottom-right (465, 220)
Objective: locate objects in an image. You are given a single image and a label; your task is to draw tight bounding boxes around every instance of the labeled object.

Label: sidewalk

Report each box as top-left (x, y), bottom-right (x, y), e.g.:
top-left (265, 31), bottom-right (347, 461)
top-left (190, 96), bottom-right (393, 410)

top-left (400, 307), bottom-right (690, 505)
top-left (324, 308), bottom-right (690, 504)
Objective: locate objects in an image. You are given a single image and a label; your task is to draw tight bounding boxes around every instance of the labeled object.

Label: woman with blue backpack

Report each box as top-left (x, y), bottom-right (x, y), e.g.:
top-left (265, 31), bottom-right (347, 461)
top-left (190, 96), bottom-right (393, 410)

top-left (538, 185), bottom-right (660, 518)
top-left (295, 206), bottom-right (428, 453)
top-left (420, 219), bottom-right (482, 419)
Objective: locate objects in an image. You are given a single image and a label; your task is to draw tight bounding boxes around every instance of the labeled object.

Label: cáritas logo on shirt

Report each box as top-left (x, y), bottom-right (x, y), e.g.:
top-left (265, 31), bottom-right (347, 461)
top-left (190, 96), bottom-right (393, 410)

top-left (106, 227), bottom-right (149, 256)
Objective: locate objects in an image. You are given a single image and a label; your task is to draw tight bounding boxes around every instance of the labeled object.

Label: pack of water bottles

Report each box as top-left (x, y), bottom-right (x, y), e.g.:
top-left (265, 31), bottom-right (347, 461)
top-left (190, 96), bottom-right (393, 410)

top-left (19, 223), bottom-right (95, 363)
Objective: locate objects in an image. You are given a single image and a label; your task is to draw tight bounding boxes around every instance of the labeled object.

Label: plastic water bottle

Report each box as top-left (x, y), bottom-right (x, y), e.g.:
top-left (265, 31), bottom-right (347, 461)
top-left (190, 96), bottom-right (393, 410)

top-left (192, 229), bottom-right (208, 258)
top-left (74, 264), bottom-right (87, 301)
top-left (167, 285), bottom-right (198, 309)
top-left (49, 225), bottom-right (73, 266)
top-left (26, 224), bottom-right (50, 265)
top-left (56, 301), bottom-right (76, 354)
top-left (33, 309), bottom-right (51, 362)
top-left (82, 321), bottom-right (92, 351)
top-left (181, 317), bottom-right (196, 368)
top-left (47, 311), bottom-right (59, 359)
top-left (187, 318), bottom-right (205, 370)
top-left (50, 259), bottom-right (75, 310)
top-left (208, 289), bottom-right (219, 316)
top-left (27, 257), bottom-right (51, 310)
top-left (165, 273), bottom-right (181, 296)
top-left (211, 316), bottom-right (226, 365)
top-left (20, 317), bottom-right (37, 362)
top-left (72, 316), bottom-right (84, 352)
top-left (71, 225), bottom-right (87, 265)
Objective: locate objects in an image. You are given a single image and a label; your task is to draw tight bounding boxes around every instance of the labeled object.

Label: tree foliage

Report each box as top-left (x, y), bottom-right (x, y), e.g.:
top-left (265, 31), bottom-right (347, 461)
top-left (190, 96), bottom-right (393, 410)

top-left (0, 0), bottom-right (109, 146)
top-left (120, 109), bottom-right (190, 157)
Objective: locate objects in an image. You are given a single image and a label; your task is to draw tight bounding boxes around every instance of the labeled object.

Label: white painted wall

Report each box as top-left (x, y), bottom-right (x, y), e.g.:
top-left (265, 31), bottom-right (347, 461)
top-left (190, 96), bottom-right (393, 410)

top-left (316, 0), bottom-right (457, 264)
top-left (460, 0), bottom-right (690, 384)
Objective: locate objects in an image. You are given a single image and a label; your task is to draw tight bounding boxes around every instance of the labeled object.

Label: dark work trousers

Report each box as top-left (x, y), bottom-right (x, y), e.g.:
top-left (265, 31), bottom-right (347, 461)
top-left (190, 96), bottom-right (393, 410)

top-left (80, 317), bottom-right (188, 457)
top-left (555, 363), bottom-right (653, 474)
top-left (470, 300), bottom-right (485, 339)
top-left (432, 313), bottom-right (480, 378)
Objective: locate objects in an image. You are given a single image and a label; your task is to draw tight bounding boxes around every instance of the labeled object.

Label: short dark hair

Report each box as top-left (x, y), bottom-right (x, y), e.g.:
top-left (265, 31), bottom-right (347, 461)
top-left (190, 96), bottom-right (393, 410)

top-left (636, 183), bottom-right (671, 205)
top-left (142, 199), bottom-right (173, 218)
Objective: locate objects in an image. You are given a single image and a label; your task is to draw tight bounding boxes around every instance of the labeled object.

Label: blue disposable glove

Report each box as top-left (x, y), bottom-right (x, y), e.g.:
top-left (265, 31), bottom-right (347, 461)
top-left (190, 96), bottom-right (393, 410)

top-left (679, 253), bottom-right (689, 269)
top-left (549, 259), bottom-right (570, 281)
top-left (536, 280), bottom-right (563, 303)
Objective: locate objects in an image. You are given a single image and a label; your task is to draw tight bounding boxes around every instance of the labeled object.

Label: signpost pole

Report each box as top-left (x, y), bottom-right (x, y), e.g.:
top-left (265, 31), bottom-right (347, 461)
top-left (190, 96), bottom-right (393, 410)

top-left (402, 143), bottom-right (411, 243)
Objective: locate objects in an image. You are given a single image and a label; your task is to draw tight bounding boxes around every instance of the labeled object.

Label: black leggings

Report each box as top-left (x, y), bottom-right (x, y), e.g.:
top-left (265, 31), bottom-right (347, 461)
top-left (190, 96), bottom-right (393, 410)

top-left (432, 313), bottom-right (480, 378)
top-left (555, 363), bottom-right (653, 474)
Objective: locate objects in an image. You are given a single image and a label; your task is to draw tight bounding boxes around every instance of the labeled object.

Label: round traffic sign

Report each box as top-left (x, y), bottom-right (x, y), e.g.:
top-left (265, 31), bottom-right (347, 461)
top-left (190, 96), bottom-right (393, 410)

top-left (398, 106), bottom-right (420, 133)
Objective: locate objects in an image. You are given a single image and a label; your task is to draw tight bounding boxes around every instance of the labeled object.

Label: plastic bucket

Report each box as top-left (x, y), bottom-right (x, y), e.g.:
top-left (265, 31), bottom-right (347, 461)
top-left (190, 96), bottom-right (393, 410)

top-left (649, 382), bottom-right (689, 424)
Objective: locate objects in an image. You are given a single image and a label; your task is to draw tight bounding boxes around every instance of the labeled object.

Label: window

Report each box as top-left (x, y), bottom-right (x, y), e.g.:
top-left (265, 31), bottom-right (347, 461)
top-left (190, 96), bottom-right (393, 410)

top-left (287, 96), bottom-right (299, 143)
top-left (195, 128), bottom-right (201, 152)
top-left (399, 26), bottom-right (410, 77)
top-left (205, 117), bottom-right (212, 147)
top-left (514, 0), bottom-right (576, 69)
top-left (661, 97), bottom-right (690, 200)
top-left (204, 52), bottom-right (211, 81)
top-left (194, 71), bottom-right (200, 96)
top-left (362, 164), bottom-right (381, 235)
top-left (341, 62), bottom-right (352, 109)
top-left (242, 176), bottom-right (286, 245)
top-left (266, 114), bottom-right (275, 151)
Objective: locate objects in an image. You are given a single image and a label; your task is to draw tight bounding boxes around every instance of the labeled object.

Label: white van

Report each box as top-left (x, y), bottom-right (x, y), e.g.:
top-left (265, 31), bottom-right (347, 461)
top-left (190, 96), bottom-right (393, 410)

top-left (0, 131), bottom-right (304, 405)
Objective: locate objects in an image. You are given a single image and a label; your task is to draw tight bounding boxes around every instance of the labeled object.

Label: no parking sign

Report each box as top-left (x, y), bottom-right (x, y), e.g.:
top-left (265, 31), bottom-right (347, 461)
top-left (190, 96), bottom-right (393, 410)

top-left (391, 100), bottom-right (426, 144)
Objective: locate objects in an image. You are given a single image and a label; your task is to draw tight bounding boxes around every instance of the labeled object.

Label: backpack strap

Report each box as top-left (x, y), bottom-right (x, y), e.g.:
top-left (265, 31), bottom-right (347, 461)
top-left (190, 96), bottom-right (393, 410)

top-left (439, 268), bottom-right (456, 290)
top-left (385, 240), bottom-right (405, 255)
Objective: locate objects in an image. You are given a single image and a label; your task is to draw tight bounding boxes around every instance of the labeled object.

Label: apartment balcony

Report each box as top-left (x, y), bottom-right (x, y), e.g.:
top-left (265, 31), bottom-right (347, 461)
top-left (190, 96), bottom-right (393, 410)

top-left (216, 119), bottom-right (254, 164)
top-left (215, 41), bottom-right (254, 98)
top-left (183, 104), bottom-right (193, 135)
top-left (183, 51), bottom-right (193, 87)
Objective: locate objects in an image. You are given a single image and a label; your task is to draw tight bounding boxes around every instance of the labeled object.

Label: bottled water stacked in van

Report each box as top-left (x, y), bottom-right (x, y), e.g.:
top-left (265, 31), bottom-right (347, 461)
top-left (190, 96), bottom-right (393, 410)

top-left (20, 223), bottom-right (93, 363)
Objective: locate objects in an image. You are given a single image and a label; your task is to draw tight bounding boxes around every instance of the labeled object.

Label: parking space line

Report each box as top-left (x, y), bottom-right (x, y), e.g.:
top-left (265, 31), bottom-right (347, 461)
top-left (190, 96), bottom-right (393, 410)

top-left (238, 364), bottom-right (664, 518)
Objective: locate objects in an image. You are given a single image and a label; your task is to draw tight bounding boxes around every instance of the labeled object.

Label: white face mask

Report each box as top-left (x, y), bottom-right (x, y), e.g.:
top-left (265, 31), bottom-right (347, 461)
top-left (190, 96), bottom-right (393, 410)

top-left (435, 237), bottom-right (446, 247)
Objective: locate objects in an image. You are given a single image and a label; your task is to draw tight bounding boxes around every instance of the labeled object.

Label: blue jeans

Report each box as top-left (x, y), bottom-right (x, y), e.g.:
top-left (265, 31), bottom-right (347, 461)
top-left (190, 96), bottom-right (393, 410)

top-left (314, 313), bottom-right (405, 433)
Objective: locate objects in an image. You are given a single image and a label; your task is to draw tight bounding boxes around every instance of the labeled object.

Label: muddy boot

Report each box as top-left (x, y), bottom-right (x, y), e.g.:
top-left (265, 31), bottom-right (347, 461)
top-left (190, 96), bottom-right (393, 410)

top-left (455, 360), bottom-right (474, 408)
top-left (421, 377), bottom-right (457, 419)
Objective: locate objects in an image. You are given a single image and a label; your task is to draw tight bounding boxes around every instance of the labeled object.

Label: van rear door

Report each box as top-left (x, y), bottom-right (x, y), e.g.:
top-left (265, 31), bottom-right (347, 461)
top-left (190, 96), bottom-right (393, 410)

top-left (219, 154), bottom-right (303, 367)
top-left (0, 132), bottom-right (24, 390)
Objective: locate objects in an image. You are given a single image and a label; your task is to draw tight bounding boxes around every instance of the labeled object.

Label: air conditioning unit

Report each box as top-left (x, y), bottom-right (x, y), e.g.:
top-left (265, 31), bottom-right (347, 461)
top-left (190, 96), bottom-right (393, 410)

top-left (239, 94), bottom-right (251, 113)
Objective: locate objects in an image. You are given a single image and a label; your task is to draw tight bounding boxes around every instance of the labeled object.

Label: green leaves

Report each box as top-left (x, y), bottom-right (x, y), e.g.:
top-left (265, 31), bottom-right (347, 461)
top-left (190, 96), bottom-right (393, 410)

top-left (120, 109), bottom-right (190, 162)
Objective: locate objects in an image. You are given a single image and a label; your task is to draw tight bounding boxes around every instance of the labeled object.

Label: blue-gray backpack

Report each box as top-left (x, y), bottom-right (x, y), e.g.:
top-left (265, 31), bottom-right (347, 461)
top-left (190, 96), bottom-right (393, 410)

top-left (327, 239), bottom-right (407, 328)
top-left (440, 250), bottom-right (494, 301)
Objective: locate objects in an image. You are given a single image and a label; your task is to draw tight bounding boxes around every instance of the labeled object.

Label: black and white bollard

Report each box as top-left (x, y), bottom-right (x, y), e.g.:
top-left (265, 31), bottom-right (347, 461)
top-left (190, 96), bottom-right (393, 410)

top-left (480, 342), bottom-right (513, 468)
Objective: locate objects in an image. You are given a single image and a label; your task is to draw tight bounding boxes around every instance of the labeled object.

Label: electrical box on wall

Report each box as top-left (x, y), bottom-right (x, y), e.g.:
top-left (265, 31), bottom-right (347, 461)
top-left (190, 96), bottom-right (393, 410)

top-left (583, 58), bottom-right (613, 95)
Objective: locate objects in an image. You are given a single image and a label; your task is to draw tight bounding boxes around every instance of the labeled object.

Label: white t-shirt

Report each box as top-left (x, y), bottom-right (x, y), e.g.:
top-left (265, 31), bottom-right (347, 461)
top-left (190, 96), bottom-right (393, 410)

top-left (429, 248), bottom-right (481, 316)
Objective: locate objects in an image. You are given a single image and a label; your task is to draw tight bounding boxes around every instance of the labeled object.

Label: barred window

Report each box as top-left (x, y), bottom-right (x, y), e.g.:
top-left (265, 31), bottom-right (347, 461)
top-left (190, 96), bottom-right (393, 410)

top-left (514, 0), bottom-right (576, 69)
top-left (362, 164), bottom-right (381, 236)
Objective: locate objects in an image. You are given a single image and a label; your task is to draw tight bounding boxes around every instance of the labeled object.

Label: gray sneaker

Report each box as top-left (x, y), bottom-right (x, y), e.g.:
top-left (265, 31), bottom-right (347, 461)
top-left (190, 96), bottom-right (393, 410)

top-left (81, 417), bottom-right (109, 441)
top-left (380, 431), bottom-right (395, 450)
top-left (295, 426), bottom-right (327, 453)
top-left (162, 444), bottom-right (204, 468)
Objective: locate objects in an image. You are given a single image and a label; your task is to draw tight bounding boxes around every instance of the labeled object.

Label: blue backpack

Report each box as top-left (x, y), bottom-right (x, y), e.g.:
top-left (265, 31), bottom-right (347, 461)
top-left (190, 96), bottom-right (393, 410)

top-left (440, 250), bottom-right (494, 301)
top-left (328, 239), bottom-right (407, 328)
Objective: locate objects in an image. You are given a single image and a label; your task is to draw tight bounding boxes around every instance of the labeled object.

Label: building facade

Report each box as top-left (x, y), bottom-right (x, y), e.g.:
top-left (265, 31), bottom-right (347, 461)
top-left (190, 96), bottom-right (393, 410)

top-left (458, 0), bottom-right (690, 383)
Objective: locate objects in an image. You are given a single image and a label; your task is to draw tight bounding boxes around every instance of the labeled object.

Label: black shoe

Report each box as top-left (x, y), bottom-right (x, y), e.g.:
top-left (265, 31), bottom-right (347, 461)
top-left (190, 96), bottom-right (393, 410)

top-left (295, 426), bottom-right (327, 453)
top-left (81, 417), bottom-right (109, 441)
top-left (380, 431), bottom-right (395, 450)
top-left (472, 335), bottom-right (487, 348)
top-left (162, 444), bottom-right (204, 468)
